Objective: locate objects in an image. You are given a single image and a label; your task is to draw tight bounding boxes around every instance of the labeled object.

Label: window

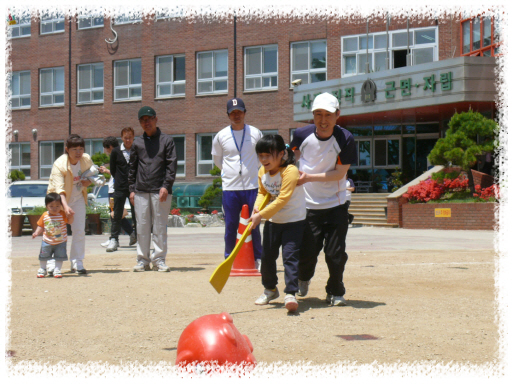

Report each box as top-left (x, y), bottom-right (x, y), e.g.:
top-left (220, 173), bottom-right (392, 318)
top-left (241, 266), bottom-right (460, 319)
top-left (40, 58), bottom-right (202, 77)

top-left (10, 71), bottom-right (31, 109)
top-left (262, 130), bottom-right (278, 136)
top-left (9, 15), bottom-right (31, 38)
top-left (197, 50), bottom-right (228, 94)
top-left (39, 141), bottom-right (64, 178)
top-left (115, 15), bottom-right (142, 25)
top-left (85, 139), bottom-right (104, 156)
top-left (171, 135), bottom-right (186, 177)
top-left (461, 14), bottom-right (501, 57)
top-left (374, 139), bottom-right (400, 167)
top-left (114, 59), bottom-right (142, 101)
top-left (40, 67), bottom-right (64, 107)
top-left (197, 134), bottom-right (215, 175)
top-left (342, 27), bottom-right (437, 76)
top-left (291, 40), bottom-right (326, 85)
top-left (462, 20), bottom-right (471, 54)
top-left (351, 140), bottom-right (372, 167)
top-left (40, 12), bottom-right (64, 34)
top-left (244, 45), bottom-right (278, 91)
top-left (156, 55), bottom-right (186, 97)
top-left (9, 143), bottom-right (31, 178)
top-left (77, 15), bottom-right (104, 29)
top-left (77, 63), bottom-right (104, 104)
top-left (155, 9), bottom-right (184, 19)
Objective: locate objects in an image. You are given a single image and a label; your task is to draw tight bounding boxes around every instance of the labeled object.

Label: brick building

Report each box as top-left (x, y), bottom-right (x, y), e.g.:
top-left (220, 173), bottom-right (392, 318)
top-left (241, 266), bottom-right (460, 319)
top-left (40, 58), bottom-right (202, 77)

top-left (8, 11), bottom-right (500, 204)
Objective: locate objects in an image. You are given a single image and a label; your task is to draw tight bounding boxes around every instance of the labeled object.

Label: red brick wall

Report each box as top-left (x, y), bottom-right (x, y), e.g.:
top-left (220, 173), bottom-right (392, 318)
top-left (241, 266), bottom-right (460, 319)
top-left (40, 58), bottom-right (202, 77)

top-left (387, 196), bottom-right (408, 227)
top-left (402, 203), bottom-right (497, 230)
top-left (471, 170), bottom-right (495, 189)
top-left (9, 14), bottom-right (461, 181)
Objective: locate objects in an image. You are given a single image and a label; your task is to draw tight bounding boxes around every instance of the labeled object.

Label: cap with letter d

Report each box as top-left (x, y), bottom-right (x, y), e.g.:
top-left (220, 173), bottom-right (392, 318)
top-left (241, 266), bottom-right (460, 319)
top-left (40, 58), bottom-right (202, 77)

top-left (227, 98), bottom-right (246, 113)
top-left (311, 92), bottom-right (339, 113)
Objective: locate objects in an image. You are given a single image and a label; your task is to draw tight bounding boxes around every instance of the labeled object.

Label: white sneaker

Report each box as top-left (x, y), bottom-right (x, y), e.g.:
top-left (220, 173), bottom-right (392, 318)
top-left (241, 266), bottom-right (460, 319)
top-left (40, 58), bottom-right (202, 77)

top-left (326, 294), bottom-right (347, 306)
top-left (297, 279), bottom-right (310, 297)
top-left (255, 259), bottom-right (261, 272)
top-left (100, 239), bottom-right (110, 248)
top-left (133, 261), bottom-right (151, 272)
top-left (37, 268), bottom-right (46, 278)
top-left (284, 294), bottom-right (298, 312)
top-left (106, 239), bottom-right (119, 252)
top-left (254, 288), bottom-right (280, 305)
top-left (152, 261), bottom-right (171, 272)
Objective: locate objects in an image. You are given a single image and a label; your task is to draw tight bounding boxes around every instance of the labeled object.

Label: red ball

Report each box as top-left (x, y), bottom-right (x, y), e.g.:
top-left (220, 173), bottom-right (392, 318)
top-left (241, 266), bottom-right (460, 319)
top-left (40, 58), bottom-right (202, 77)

top-left (175, 312), bottom-right (256, 368)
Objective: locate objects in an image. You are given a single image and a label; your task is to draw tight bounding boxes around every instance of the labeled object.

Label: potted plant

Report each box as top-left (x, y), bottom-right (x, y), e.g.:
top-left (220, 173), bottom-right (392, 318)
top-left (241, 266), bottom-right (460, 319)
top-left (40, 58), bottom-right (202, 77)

top-left (86, 203), bottom-right (103, 235)
top-left (10, 214), bottom-right (25, 237)
top-left (25, 205), bottom-right (46, 232)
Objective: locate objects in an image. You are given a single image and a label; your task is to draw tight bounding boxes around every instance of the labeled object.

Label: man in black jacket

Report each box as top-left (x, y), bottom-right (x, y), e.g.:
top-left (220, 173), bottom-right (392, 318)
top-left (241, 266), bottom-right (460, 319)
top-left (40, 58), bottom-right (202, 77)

top-left (128, 106), bottom-right (177, 272)
top-left (102, 128), bottom-right (138, 252)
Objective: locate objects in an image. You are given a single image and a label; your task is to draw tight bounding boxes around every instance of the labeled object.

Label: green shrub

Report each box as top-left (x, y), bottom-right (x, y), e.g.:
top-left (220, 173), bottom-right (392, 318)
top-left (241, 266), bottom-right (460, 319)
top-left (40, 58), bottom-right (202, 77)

top-left (431, 170), bottom-right (461, 183)
top-left (26, 206), bottom-right (47, 215)
top-left (198, 166), bottom-right (222, 210)
top-left (9, 170), bottom-right (26, 181)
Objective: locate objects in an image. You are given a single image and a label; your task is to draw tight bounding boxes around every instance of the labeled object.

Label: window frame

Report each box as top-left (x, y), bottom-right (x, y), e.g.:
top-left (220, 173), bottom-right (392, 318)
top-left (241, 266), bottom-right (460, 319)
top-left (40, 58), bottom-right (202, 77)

top-left (9, 142), bottom-right (32, 179)
top-left (196, 133), bottom-right (216, 176)
top-left (85, 139), bottom-right (104, 156)
top-left (155, 54), bottom-right (186, 98)
top-left (8, 15), bottom-right (31, 39)
top-left (113, 58), bottom-right (142, 101)
top-left (40, 12), bottom-right (65, 35)
top-left (114, 15), bottom-right (142, 25)
top-left (10, 70), bottom-right (31, 110)
top-left (244, 44), bottom-right (279, 91)
top-left (39, 67), bottom-right (65, 107)
top-left (460, 14), bottom-right (501, 57)
top-left (341, 27), bottom-right (438, 77)
top-left (373, 137), bottom-right (402, 168)
top-left (351, 138), bottom-right (373, 169)
top-left (171, 134), bottom-right (186, 177)
top-left (77, 63), bottom-right (104, 104)
top-left (77, 15), bottom-right (104, 30)
top-left (39, 141), bottom-right (65, 178)
top-left (196, 50), bottom-right (229, 95)
top-left (290, 40), bottom-right (327, 86)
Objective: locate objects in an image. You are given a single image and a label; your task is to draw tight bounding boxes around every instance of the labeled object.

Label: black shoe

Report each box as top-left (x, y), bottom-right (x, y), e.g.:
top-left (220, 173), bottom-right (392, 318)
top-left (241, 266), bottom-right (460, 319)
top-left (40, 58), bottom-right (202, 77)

top-left (77, 268), bottom-right (87, 275)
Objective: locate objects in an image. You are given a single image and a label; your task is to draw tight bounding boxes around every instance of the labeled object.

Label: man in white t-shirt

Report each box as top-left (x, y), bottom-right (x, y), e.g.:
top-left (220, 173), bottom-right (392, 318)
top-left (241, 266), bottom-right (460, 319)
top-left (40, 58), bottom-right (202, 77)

top-left (290, 92), bottom-right (357, 306)
top-left (212, 98), bottom-right (263, 269)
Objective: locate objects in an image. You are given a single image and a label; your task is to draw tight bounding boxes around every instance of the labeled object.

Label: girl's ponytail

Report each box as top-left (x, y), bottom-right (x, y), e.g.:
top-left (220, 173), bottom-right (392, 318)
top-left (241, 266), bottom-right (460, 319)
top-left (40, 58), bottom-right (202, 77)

top-left (282, 144), bottom-right (295, 167)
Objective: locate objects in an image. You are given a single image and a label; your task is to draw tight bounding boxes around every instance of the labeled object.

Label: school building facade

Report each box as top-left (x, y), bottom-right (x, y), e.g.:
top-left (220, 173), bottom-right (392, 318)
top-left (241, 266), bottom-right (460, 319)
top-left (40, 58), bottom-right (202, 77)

top-left (8, 11), bottom-right (501, 200)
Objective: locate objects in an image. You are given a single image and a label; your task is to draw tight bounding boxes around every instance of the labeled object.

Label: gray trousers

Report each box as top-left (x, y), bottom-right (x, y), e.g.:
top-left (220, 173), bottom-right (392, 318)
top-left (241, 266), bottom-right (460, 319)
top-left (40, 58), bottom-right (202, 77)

top-left (134, 192), bottom-right (172, 265)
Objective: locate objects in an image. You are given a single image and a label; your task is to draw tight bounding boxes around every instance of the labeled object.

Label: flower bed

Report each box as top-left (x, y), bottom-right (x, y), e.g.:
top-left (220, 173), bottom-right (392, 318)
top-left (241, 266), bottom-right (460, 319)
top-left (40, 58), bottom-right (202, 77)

top-left (388, 169), bottom-right (498, 229)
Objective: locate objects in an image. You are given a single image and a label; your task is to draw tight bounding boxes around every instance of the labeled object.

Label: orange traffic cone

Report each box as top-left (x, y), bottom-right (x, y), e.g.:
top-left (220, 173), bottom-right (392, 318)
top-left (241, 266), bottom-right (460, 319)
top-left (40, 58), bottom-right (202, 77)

top-left (230, 204), bottom-right (261, 277)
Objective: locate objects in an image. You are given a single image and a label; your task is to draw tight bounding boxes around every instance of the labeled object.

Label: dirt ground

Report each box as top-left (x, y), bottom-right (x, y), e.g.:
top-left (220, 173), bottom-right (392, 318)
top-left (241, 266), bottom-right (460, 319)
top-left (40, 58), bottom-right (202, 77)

top-left (6, 246), bottom-right (497, 368)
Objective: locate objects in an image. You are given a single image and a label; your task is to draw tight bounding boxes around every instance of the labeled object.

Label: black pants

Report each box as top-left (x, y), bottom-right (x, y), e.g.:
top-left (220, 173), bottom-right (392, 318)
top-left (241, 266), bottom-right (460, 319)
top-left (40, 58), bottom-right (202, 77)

top-left (298, 204), bottom-right (349, 296)
top-left (110, 190), bottom-right (137, 240)
top-left (261, 220), bottom-right (305, 295)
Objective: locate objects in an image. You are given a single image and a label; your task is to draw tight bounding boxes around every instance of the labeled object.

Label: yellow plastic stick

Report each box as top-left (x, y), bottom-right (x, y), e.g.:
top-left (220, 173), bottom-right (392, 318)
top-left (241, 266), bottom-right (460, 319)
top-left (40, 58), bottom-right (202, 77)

top-left (209, 194), bottom-right (270, 294)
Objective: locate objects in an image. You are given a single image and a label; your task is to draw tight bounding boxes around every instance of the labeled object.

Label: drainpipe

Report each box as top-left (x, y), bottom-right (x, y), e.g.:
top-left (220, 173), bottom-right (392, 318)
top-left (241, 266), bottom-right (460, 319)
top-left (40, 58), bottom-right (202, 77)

top-left (68, 14), bottom-right (72, 135)
top-left (234, 13), bottom-right (237, 98)
top-left (406, 17), bottom-right (411, 66)
top-left (386, 14), bottom-right (390, 70)
top-left (365, 18), bottom-right (370, 74)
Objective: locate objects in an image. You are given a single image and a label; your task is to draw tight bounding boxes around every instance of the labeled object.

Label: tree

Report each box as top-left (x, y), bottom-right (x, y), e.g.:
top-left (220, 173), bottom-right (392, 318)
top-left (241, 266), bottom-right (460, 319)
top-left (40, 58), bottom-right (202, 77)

top-left (428, 109), bottom-right (497, 192)
top-left (198, 166), bottom-right (222, 211)
top-left (9, 170), bottom-right (26, 181)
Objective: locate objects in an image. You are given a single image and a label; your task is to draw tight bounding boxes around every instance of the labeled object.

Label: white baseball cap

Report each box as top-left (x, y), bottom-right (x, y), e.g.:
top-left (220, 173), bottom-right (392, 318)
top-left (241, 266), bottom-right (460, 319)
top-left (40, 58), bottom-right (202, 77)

top-left (311, 92), bottom-right (339, 113)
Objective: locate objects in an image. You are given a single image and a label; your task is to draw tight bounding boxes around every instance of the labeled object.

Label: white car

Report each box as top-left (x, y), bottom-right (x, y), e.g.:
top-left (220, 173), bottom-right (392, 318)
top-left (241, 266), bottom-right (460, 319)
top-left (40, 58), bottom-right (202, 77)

top-left (88, 185), bottom-right (132, 217)
top-left (7, 180), bottom-right (49, 214)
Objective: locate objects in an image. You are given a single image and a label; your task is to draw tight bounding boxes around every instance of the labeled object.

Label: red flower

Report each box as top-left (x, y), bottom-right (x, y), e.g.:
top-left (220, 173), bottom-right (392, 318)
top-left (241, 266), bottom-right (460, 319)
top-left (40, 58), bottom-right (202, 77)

top-left (211, 210), bottom-right (218, 214)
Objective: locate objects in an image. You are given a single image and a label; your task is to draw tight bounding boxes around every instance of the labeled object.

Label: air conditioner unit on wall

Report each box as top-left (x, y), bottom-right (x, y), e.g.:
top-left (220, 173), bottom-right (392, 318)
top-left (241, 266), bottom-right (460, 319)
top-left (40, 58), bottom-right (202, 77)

top-left (177, 196), bottom-right (190, 208)
top-left (189, 196), bottom-right (201, 208)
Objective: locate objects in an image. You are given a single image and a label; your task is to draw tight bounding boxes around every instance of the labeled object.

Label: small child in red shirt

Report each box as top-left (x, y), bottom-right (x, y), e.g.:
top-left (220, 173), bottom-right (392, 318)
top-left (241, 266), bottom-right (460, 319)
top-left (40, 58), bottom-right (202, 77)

top-left (32, 193), bottom-right (74, 278)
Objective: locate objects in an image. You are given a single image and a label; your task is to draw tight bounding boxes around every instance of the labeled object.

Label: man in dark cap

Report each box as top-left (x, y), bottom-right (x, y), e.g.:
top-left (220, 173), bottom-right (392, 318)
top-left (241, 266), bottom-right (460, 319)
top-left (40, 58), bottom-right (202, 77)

top-left (212, 98), bottom-right (263, 270)
top-left (128, 106), bottom-right (177, 272)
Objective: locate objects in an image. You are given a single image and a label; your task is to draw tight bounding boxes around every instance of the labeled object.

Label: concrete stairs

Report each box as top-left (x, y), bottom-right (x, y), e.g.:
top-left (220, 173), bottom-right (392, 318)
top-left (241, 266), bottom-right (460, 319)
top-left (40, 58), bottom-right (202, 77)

top-left (348, 193), bottom-right (398, 228)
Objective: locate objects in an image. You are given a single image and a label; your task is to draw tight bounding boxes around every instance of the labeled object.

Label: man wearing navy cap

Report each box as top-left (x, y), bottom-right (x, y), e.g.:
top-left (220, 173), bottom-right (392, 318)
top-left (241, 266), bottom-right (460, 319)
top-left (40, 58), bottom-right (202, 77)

top-left (212, 98), bottom-right (263, 270)
top-left (128, 106), bottom-right (177, 272)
